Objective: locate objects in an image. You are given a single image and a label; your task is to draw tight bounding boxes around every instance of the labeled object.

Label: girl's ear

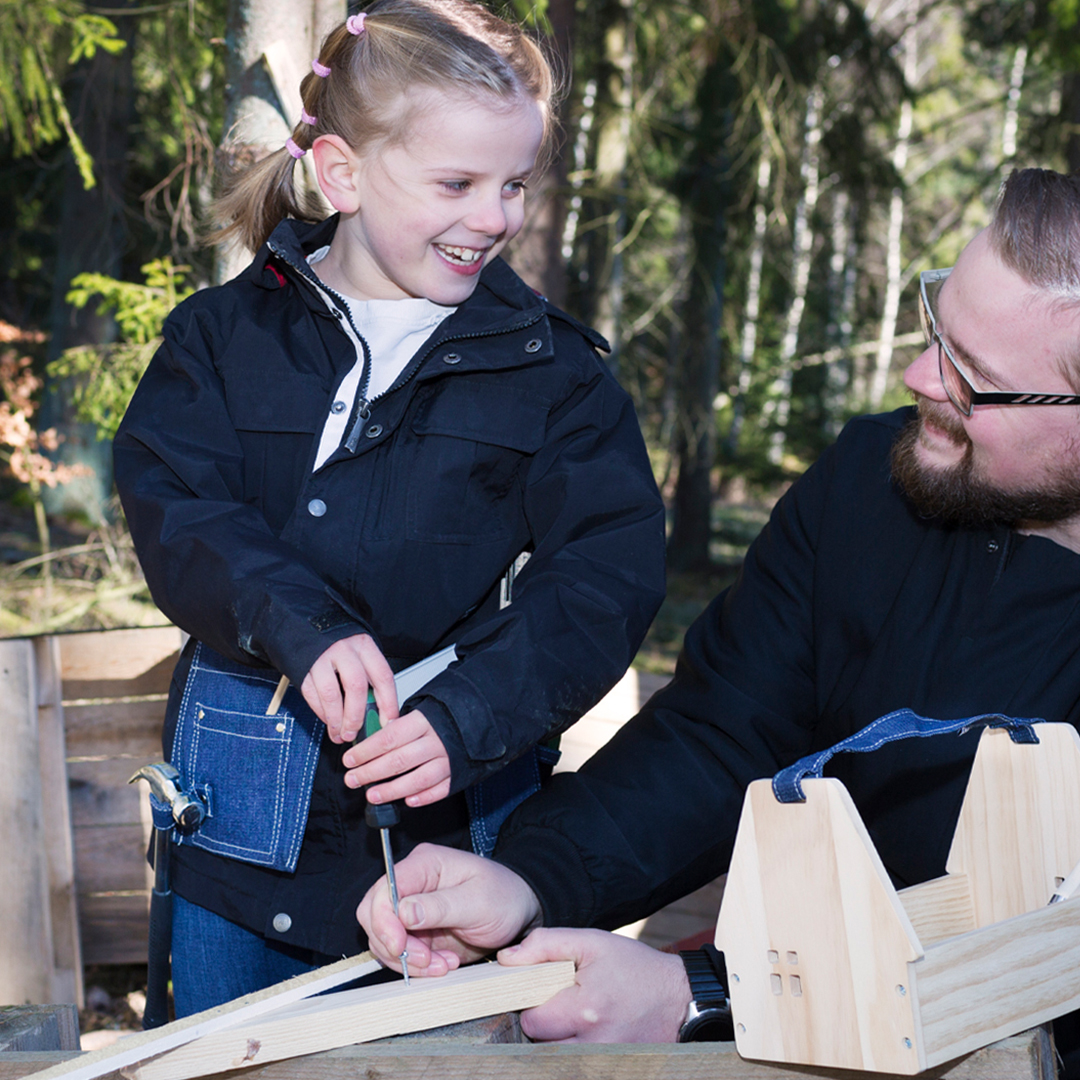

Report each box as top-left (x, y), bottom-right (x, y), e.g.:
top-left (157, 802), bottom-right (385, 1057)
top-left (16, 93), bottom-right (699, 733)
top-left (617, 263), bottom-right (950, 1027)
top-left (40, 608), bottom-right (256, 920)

top-left (312, 134), bottom-right (363, 214)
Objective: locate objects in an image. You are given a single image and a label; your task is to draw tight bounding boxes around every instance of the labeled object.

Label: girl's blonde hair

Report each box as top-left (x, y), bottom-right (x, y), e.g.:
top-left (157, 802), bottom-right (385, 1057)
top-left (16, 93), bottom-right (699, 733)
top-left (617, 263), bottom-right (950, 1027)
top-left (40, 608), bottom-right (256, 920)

top-left (214, 0), bottom-right (557, 254)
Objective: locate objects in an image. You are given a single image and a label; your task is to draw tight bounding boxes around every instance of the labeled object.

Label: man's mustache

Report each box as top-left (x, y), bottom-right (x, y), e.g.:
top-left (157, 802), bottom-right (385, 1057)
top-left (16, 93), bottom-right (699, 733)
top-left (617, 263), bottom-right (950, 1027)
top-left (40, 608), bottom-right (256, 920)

top-left (914, 395), bottom-right (968, 447)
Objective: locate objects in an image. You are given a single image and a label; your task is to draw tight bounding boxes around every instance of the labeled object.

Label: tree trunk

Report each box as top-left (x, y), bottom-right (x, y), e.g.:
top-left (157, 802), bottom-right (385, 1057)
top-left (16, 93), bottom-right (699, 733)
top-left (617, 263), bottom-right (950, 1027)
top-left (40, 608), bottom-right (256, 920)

top-left (1063, 72), bottom-right (1080, 175)
top-left (1000, 42), bottom-right (1027, 169)
top-left (765, 85), bottom-right (822, 466)
top-left (868, 6), bottom-right (917, 409)
top-left (823, 187), bottom-right (855, 438)
top-left (667, 62), bottom-right (730, 573)
top-left (40, 1), bottom-right (137, 522)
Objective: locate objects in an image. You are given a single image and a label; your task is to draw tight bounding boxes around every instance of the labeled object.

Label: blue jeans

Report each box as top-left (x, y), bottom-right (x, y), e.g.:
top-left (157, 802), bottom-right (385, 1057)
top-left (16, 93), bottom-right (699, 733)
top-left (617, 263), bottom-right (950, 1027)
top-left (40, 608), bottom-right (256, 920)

top-left (171, 894), bottom-right (333, 1016)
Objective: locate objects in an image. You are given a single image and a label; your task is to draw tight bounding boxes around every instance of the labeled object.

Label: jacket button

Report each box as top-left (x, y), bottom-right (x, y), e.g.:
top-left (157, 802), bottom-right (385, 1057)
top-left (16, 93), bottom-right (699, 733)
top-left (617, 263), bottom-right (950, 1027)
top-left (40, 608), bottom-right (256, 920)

top-left (331, 400), bottom-right (346, 414)
top-left (987, 539), bottom-right (999, 553)
top-left (272, 912), bottom-right (292, 933)
top-left (524, 338), bottom-right (542, 353)
top-left (308, 499), bottom-right (327, 517)
top-left (442, 352), bottom-right (461, 364)
top-left (365, 423), bottom-right (383, 439)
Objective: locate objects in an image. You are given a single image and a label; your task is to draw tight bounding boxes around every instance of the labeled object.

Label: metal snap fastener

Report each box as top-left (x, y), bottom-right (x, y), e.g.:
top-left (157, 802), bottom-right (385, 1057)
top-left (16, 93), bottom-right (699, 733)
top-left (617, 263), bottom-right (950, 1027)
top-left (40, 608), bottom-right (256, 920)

top-left (365, 423), bottom-right (383, 439)
top-left (987, 539), bottom-right (999, 553)
top-left (331, 400), bottom-right (346, 414)
top-left (272, 912), bottom-right (292, 933)
top-left (442, 352), bottom-right (461, 364)
top-left (307, 499), bottom-right (327, 517)
top-left (524, 338), bottom-right (542, 353)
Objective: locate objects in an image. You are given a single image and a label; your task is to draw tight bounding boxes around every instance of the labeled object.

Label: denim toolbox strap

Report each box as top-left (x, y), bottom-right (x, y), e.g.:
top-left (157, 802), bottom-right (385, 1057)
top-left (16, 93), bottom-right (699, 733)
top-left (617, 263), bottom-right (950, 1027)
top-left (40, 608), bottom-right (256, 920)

top-left (772, 708), bottom-right (1044, 804)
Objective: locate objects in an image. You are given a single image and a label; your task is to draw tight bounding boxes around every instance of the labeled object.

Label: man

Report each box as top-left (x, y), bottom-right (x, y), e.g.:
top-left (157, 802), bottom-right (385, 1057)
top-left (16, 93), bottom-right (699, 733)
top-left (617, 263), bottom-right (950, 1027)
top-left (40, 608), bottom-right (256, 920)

top-left (357, 167), bottom-right (1080, 1044)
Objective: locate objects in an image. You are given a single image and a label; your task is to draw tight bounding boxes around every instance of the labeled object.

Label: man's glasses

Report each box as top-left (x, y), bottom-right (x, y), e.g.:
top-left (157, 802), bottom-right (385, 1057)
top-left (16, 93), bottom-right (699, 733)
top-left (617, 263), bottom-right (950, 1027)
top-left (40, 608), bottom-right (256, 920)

top-left (918, 266), bottom-right (1080, 417)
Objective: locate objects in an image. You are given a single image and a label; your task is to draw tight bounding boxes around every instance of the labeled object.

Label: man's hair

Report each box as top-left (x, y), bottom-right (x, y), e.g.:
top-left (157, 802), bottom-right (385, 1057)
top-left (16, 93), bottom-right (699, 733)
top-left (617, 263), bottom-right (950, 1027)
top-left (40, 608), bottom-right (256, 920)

top-left (989, 168), bottom-right (1080, 303)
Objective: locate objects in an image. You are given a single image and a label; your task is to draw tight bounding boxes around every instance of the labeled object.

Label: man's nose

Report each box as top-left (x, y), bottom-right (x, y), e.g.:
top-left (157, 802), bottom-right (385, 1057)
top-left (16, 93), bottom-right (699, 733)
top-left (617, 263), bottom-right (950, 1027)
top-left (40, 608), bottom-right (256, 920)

top-left (903, 341), bottom-right (951, 403)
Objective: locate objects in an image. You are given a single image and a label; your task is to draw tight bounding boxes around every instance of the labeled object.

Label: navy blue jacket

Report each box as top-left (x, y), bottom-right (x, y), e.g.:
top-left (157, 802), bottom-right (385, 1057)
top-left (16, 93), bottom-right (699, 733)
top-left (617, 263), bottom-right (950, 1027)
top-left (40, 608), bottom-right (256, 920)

top-left (495, 410), bottom-right (1080, 931)
top-left (114, 216), bottom-right (666, 952)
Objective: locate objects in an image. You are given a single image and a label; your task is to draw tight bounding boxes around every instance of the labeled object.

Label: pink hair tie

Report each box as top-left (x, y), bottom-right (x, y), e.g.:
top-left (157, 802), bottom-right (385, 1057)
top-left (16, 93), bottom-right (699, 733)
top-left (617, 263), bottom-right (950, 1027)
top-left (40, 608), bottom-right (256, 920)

top-left (346, 12), bottom-right (366, 34)
top-left (301, 108), bottom-right (317, 126)
top-left (311, 58), bottom-right (331, 78)
top-left (285, 138), bottom-right (306, 159)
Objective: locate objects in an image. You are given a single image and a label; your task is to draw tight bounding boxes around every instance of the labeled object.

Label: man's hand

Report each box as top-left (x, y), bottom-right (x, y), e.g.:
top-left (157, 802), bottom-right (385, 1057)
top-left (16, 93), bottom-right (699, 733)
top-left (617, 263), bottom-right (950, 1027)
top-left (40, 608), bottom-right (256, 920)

top-left (301, 635), bottom-right (397, 743)
top-left (498, 928), bottom-right (692, 1043)
top-left (342, 709), bottom-right (451, 807)
top-left (357, 843), bottom-right (542, 976)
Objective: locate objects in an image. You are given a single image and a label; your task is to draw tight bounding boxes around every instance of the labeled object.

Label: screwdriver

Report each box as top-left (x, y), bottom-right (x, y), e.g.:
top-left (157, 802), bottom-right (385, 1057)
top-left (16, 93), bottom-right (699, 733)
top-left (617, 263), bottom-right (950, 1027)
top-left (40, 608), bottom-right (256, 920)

top-left (362, 689), bottom-right (411, 985)
top-left (267, 675), bottom-right (410, 985)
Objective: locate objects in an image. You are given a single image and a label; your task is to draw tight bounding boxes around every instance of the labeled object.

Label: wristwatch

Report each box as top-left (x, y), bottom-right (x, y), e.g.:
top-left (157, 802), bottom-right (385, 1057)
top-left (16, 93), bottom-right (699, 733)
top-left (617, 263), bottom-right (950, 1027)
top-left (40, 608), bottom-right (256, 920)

top-left (677, 944), bottom-right (734, 1042)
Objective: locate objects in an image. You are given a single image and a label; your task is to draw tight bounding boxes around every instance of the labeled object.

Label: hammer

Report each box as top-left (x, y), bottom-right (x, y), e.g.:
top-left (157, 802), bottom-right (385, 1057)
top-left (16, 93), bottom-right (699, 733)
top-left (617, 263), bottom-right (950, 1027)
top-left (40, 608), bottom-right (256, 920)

top-left (129, 763), bottom-right (207, 1029)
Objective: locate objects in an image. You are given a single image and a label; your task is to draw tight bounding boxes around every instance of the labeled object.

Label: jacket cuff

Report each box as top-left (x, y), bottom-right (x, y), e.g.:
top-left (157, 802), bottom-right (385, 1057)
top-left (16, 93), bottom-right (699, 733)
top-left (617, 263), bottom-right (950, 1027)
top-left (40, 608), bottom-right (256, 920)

top-left (495, 822), bottom-right (597, 928)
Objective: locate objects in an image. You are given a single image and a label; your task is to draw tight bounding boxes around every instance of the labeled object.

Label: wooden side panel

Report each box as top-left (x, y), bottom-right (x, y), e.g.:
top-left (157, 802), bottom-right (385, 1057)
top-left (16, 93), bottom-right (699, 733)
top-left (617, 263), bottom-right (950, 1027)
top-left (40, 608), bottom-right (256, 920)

top-left (898, 873), bottom-right (975, 947)
top-left (34, 638), bottom-right (83, 1006)
top-left (0, 638), bottom-right (54, 1006)
top-left (915, 895), bottom-right (1080, 1068)
top-left (947, 724), bottom-right (1080, 926)
top-left (58, 627), bottom-right (182, 967)
top-left (716, 779), bottom-right (924, 1074)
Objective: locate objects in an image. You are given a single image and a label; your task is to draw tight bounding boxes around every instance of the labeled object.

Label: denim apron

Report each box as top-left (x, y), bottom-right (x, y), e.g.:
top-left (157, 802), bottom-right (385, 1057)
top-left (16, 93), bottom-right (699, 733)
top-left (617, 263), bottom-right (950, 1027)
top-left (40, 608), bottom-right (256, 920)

top-left (168, 642), bottom-right (556, 870)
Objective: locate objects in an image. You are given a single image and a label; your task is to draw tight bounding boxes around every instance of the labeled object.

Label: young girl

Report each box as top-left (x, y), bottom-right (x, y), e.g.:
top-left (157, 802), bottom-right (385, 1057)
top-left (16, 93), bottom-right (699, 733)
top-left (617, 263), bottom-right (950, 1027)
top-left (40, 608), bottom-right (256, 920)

top-left (114, 0), bottom-right (665, 1015)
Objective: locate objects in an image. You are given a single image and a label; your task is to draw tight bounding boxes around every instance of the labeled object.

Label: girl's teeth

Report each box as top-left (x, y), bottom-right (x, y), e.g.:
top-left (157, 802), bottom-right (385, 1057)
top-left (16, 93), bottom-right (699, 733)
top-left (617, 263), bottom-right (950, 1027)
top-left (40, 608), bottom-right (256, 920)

top-left (438, 245), bottom-right (483, 264)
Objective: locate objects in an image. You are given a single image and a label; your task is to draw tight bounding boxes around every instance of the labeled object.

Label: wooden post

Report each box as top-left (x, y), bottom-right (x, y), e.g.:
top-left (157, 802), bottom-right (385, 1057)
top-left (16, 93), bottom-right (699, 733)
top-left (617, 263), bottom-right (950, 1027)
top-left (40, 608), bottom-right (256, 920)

top-left (0, 639), bottom-right (54, 1006)
top-left (0, 1006), bottom-right (79, 1052)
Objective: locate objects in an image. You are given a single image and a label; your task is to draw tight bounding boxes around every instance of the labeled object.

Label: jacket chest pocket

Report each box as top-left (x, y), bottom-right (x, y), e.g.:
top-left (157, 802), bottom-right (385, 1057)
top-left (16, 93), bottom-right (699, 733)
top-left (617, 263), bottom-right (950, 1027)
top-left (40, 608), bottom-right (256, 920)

top-left (404, 380), bottom-right (547, 543)
top-left (169, 643), bottom-right (323, 872)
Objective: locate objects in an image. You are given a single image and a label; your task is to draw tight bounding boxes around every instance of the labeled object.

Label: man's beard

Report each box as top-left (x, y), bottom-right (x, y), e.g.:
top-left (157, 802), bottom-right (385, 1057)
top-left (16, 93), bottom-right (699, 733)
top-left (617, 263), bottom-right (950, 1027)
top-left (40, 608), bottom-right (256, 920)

top-left (890, 401), bottom-right (1080, 529)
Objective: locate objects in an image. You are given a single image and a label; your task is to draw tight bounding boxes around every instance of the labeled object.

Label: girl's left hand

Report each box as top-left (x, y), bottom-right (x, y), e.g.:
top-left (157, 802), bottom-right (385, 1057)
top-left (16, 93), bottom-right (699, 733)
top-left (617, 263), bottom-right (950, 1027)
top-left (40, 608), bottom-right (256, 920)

top-left (342, 709), bottom-right (451, 807)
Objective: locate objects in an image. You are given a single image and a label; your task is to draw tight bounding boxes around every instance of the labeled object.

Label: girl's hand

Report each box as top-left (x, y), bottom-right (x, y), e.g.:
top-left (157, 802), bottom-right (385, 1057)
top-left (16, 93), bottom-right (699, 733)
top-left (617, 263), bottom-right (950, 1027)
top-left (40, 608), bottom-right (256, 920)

top-left (301, 634), bottom-right (398, 744)
top-left (342, 709), bottom-right (451, 806)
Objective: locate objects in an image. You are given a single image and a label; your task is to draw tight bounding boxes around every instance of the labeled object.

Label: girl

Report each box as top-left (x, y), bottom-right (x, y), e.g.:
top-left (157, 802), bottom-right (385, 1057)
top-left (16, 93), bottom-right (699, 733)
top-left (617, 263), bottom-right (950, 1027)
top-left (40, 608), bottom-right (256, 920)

top-left (114, 0), bottom-right (665, 1015)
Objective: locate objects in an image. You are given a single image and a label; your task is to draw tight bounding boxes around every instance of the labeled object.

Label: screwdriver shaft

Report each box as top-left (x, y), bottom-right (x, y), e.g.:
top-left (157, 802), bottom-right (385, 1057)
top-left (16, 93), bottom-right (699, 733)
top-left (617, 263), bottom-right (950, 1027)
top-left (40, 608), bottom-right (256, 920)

top-left (379, 826), bottom-right (410, 985)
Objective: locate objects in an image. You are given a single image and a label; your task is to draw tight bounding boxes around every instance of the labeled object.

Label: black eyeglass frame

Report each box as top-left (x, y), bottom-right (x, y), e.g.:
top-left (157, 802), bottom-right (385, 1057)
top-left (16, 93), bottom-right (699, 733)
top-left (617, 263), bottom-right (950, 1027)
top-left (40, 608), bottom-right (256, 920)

top-left (918, 266), bottom-right (1080, 417)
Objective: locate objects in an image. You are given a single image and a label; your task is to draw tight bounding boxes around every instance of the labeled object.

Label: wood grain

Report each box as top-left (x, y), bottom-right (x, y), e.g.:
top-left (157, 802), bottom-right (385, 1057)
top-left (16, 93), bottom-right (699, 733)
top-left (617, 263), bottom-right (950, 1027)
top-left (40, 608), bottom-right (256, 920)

top-left (127, 962), bottom-right (576, 1080)
top-left (897, 873), bottom-right (975, 947)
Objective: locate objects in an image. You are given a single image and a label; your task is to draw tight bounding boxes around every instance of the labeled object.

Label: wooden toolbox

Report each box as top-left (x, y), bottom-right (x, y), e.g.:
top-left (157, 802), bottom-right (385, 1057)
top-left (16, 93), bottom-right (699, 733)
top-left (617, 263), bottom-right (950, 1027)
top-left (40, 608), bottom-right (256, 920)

top-left (717, 723), bottom-right (1080, 1074)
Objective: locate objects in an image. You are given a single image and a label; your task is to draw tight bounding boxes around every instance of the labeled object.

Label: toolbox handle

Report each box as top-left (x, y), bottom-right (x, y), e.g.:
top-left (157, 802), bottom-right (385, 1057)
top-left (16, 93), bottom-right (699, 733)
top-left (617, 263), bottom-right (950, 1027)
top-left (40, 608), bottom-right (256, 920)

top-left (772, 709), bottom-right (1043, 804)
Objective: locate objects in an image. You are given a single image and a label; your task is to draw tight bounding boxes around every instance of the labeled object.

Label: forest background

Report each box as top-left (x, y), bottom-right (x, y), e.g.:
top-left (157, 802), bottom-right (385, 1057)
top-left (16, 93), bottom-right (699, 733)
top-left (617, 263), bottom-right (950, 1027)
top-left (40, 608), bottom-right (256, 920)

top-left (1, 0), bottom-right (1079, 663)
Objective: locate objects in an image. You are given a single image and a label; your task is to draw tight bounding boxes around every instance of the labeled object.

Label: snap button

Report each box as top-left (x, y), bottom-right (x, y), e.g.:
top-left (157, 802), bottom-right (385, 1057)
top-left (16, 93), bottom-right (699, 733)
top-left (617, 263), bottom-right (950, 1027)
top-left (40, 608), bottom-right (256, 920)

top-left (272, 912), bottom-right (292, 933)
top-left (366, 424), bottom-right (383, 439)
top-left (275, 722), bottom-right (286, 733)
top-left (987, 539), bottom-right (999, 553)
top-left (524, 338), bottom-right (542, 353)
top-left (331, 400), bottom-right (346, 414)
top-left (307, 499), bottom-right (327, 517)
top-left (442, 352), bottom-right (461, 364)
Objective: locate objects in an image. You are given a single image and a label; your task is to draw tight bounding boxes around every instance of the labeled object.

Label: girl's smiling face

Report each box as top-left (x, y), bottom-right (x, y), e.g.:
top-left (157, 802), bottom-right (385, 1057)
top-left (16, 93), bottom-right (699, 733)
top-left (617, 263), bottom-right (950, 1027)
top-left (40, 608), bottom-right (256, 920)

top-left (313, 90), bottom-right (545, 306)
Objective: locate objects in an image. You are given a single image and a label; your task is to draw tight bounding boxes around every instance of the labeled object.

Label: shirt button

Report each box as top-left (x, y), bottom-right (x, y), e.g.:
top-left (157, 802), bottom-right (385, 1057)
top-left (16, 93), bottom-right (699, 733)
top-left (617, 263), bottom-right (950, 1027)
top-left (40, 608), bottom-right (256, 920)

top-left (524, 338), bottom-right (542, 353)
top-left (308, 499), bottom-right (327, 517)
top-left (272, 912), bottom-right (292, 933)
top-left (366, 423), bottom-right (383, 439)
top-left (987, 539), bottom-right (999, 553)
top-left (442, 352), bottom-right (461, 364)
top-left (331, 400), bottom-right (346, 414)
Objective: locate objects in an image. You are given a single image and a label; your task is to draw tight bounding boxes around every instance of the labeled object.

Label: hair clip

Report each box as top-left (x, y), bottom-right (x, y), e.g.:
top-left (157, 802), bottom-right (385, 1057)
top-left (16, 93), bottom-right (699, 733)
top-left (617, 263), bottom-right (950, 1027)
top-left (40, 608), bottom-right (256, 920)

top-left (285, 137), bottom-right (306, 159)
top-left (312, 58), bottom-right (331, 78)
top-left (346, 12), bottom-right (367, 34)
top-left (301, 108), bottom-right (317, 126)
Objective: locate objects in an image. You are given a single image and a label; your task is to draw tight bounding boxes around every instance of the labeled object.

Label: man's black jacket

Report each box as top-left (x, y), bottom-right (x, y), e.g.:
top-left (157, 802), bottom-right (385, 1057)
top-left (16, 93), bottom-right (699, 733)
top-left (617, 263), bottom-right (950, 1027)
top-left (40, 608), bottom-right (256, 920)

top-left (494, 409), bottom-right (1080, 931)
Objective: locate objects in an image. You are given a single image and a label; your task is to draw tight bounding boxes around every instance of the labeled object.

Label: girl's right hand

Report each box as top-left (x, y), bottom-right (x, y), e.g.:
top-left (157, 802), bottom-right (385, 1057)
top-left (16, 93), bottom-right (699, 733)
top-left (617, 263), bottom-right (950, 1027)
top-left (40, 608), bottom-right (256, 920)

top-left (301, 634), bottom-right (398, 743)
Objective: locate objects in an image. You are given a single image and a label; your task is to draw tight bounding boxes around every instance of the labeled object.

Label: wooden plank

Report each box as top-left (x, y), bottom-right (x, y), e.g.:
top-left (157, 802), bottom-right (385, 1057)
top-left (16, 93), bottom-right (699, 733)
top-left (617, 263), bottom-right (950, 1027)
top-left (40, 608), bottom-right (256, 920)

top-left (947, 724), bottom-right (1080, 927)
top-left (56, 630), bottom-right (183, 686)
top-left (898, 873), bottom-right (975, 947)
top-left (74, 826), bottom-right (151, 895)
top-left (0, 638), bottom-right (54, 1006)
top-left (18, 954), bottom-right (383, 1080)
top-left (0, 1008), bottom-right (79, 1053)
top-left (63, 702), bottom-right (166, 757)
top-left (716, 779), bottom-right (924, 1074)
top-left (34, 638), bottom-right (83, 1007)
top-left (127, 962), bottom-right (575, 1080)
top-left (68, 759), bottom-right (150, 830)
top-left (0, 1026), bottom-right (1054, 1080)
top-left (914, 893), bottom-right (1080, 1068)
top-left (77, 895), bottom-right (149, 967)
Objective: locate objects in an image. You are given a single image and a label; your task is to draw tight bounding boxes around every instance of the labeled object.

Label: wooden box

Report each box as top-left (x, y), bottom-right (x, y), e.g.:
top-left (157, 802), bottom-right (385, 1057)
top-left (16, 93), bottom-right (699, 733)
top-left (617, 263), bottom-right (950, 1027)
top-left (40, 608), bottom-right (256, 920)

top-left (716, 723), bottom-right (1080, 1074)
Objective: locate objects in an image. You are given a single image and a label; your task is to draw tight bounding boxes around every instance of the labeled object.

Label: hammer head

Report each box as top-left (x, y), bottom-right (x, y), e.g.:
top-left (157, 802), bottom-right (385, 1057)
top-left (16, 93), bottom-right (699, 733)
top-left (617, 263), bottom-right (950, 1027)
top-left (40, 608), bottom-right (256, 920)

top-left (129, 762), bottom-right (207, 832)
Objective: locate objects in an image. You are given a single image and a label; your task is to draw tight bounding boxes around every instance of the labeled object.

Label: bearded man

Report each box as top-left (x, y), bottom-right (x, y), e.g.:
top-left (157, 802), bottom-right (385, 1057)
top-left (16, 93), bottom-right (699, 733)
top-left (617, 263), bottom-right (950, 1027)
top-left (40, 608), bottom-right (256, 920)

top-left (358, 167), bottom-right (1080, 1050)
